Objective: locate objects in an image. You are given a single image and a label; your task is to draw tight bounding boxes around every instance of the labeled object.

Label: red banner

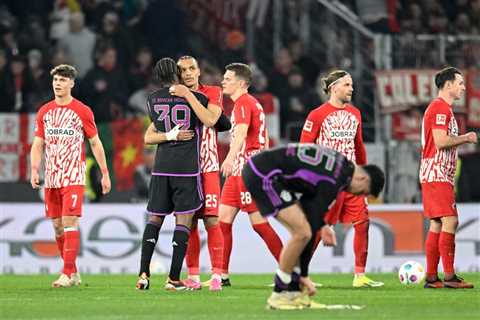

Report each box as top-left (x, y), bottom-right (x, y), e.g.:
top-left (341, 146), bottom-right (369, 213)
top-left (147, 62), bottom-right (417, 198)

top-left (466, 69), bottom-right (480, 128)
top-left (375, 69), bottom-right (467, 113)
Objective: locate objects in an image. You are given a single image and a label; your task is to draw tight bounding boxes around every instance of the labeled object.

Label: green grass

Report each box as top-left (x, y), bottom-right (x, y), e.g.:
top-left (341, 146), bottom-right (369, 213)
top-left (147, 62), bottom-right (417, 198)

top-left (1, 273), bottom-right (479, 320)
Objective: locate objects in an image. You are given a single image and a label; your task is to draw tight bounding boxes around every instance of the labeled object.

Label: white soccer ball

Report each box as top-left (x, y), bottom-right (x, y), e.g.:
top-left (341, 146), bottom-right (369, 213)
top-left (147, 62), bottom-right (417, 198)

top-left (398, 261), bottom-right (425, 285)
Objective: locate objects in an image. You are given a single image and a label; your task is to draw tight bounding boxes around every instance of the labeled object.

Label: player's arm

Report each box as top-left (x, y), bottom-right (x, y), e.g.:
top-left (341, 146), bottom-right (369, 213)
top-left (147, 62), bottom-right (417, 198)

top-left (88, 135), bottom-right (111, 194)
top-left (221, 123), bottom-right (248, 177)
top-left (432, 129), bottom-right (477, 150)
top-left (30, 137), bottom-right (45, 189)
top-left (299, 113), bottom-right (320, 143)
top-left (214, 113), bottom-right (232, 132)
top-left (169, 85), bottom-right (220, 127)
top-left (354, 119), bottom-right (367, 165)
top-left (144, 123), bottom-right (194, 144)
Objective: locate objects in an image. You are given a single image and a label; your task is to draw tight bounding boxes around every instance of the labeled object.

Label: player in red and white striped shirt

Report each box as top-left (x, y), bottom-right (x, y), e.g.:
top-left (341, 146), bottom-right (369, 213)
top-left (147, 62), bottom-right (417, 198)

top-left (420, 67), bottom-right (477, 289)
top-left (300, 70), bottom-right (383, 289)
top-left (219, 63), bottom-right (283, 285)
top-left (176, 56), bottom-right (228, 291)
top-left (30, 64), bottom-right (111, 288)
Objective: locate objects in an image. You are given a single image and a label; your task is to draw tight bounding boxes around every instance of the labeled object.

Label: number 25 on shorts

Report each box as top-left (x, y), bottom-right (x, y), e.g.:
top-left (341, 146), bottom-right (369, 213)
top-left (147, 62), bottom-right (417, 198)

top-left (205, 194), bottom-right (218, 208)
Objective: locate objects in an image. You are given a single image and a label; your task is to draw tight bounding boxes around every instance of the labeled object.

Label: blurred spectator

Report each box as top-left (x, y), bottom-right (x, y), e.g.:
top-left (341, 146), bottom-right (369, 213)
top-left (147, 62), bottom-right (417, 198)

top-left (426, 2), bottom-right (448, 33)
top-left (0, 55), bottom-right (34, 112)
top-left (128, 46), bottom-right (153, 92)
top-left (128, 78), bottom-right (156, 115)
top-left (288, 37), bottom-right (320, 84)
top-left (132, 146), bottom-right (155, 201)
top-left (49, 0), bottom-right (80, 42)
top-left (141, 0), bottom-right (185, 58)
top-left (58, 11), bottom-right (96, 78)
top-left (80, 44), bottom-right (128, 123)
top-left (251, 68), bottom-right (281, 143)
top-left (49, 46), bottom-right (69, 67)
top-left (454, 13), bottom-right (472, 34)
top-left (268, 48), bottom-right (293, 99)
top-left (0, 49), bottom-right (14, 112)
top-left (281, 67), bottom-right (317, 140)
top-left (97, 10), bottom-right (134, 71)
top-left (17, 15), bottom-right (49, 54)
top-left (25, 49), bottom-right (51, 111)
top-left (0, 22), bottom-right (20, 59)
top-left (221, 30), bottom-right (246, 65)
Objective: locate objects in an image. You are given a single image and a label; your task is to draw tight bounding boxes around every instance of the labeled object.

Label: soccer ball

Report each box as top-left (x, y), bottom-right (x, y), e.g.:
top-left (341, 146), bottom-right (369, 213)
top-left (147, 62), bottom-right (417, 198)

top-left (398, 261), bottom-right (425, 285)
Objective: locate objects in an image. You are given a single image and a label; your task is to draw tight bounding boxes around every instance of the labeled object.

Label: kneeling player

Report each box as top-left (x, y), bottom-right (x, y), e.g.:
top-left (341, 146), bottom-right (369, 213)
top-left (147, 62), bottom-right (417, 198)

top-left (242, 143), bottom-right (385, 309)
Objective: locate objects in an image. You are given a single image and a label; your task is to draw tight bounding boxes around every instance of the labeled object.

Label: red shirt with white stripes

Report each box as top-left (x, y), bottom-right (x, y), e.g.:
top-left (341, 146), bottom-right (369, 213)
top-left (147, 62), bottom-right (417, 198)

top-left (34, 98), bottom-right (97, 188)
top-left (419, 97), bottom-right (458, 185)
top-left (198, 84), bottom-right (223, 173)
top-left (300, 102), bottom-right (366, 165)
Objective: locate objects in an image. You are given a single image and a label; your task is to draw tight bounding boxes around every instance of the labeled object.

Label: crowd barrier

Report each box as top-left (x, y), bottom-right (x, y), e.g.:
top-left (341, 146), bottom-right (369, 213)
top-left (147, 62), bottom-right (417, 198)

top-left (1, 203), bottom-right (478, 274)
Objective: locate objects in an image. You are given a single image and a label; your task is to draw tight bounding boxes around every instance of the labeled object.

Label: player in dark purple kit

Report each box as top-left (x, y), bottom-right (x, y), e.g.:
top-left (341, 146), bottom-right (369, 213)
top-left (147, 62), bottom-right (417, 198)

top-left (242, 143), bottom-right (385, 309)
top-left (135, 57), bottom-right (210, 291)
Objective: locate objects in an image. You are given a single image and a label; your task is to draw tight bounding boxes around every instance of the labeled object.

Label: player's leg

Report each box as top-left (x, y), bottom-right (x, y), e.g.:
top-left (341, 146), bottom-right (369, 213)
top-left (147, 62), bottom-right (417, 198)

top-left (424, 218), bottom-right (442, 288)
top-left (203, 215), bottom-right (223, 291)
top-left (165, 213), bottom-right (194, 290)
top-left (165, 176), bottom-right (202, 291)
top-left (185, 216), bottom-right (201, 289)
top-left (219, 175), bottom-right (241, 284)
top-left (248, 211), bottom-right (283, 262)
top-left (218, 204), bottom-right (239, 284)
top-left (341, 193), bottom-right (383, 288)
top-left (240, 173), bottom-right (283, 263)
top-left (195, 171), bottom-right (223, 290)
top-left (268, 203), bottom-right (310, 310)
top-left (137, 176), bottom-right (170, 289)
top-left (52, 186), bottom-right (84, 288)
top-left (423, 183), bottom-right (472, 288)
top-left (137, 215), bottom-right (165, 289)
top-left (440, 215), bottom-right (473, 288)
top-left (45, 188), bottom-right (64, 259)
top-left (52, 218), bottom-right (64, 258)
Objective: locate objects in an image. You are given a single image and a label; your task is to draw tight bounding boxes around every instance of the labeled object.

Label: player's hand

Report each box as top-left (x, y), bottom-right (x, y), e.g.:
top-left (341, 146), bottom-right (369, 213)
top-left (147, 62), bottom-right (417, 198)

top-left (300, 276), bottom-right (317, 296)
top-left (221, 156), bottom-right (234, 177)
top-left (465, 131), bottom-right (478, 144)
top-left (30, 170), bottom-right (41, 189)
top-left (321, 225), bottom-right (337, 247)
top-left (177, 130), bottom-right (195, 141)
top-left (166, 124), bottom-right (182, 141)
top-left (169, 84), bottom-right (190, 98)
top-left (101, 174), bottom-right (111, 194)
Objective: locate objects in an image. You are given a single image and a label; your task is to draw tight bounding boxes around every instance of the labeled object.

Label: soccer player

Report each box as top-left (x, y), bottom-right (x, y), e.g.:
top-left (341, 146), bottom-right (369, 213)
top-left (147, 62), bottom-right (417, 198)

top-left (136, 57), bottom-right (210, 291)
top-left (242, 143), bottom-right (385, 309)
top-left (30, 64), bottom-right (111, 287)
top-left (176, 56), bottom-right (230, 291)
top-left (219, 63), bottom-right (283, 285)
top-left (420, 67), bottom-right (477, 289)
top-left (300, 70), bottom-right (383, 288)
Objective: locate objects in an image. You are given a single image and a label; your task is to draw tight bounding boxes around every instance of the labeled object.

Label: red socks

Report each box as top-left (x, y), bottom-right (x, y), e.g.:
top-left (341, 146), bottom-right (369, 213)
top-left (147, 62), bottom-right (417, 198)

top-left (186, 225), bottom-right (200, 275)
top-left (63, 228), bottom-right (80, 277)
top-left (186, 223), bottom-right (224, 275)
top-left (252, 222), bottom-right (283, 262)
top-left (56, 234), bottom-right (65, 258)
top-left (220, 221), bottom-right (233, 273)
top-left (353, 220), bottom-right (369, 274)
top-left (425, 231), bottom-right (440, 279)
top-left (439, 231), bottom-right (455, 278)
top-left (206, 224), bottom-right (224, 274)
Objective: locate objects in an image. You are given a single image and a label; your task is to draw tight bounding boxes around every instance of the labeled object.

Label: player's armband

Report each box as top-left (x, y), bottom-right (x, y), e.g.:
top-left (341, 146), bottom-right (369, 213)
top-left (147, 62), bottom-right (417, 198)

top-left (214, 113), bottom-right (232, 132)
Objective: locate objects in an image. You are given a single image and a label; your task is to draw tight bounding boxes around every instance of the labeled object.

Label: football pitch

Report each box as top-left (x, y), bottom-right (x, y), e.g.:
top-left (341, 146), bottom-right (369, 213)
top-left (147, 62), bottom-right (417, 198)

top-left (1, 273), bottom-right (479, 320)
